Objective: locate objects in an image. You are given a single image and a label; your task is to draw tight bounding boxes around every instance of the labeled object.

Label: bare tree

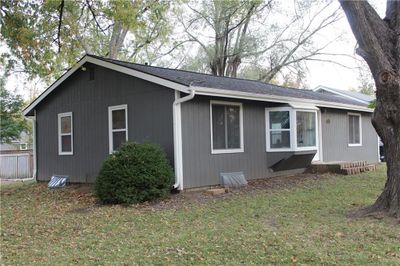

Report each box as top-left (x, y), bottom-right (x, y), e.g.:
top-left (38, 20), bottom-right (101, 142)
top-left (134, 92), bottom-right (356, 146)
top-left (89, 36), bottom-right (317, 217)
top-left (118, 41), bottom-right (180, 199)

top-left (340, 0), bottom-right (400, 218)
top-left (178, 0), bottom-right (343, 83)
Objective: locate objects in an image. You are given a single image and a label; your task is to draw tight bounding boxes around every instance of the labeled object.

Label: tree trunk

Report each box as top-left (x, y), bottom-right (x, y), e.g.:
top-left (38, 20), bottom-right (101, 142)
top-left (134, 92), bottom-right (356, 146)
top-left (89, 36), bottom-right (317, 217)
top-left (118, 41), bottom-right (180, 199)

top-left (340, 0), bottom-right (400, 218)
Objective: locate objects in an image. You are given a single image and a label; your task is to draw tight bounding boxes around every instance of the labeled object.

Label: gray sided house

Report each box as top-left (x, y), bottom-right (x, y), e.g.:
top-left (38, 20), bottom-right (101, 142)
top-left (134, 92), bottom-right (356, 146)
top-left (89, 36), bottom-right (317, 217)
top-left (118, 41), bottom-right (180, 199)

top-left (23, 55), bottom-right (379, 189)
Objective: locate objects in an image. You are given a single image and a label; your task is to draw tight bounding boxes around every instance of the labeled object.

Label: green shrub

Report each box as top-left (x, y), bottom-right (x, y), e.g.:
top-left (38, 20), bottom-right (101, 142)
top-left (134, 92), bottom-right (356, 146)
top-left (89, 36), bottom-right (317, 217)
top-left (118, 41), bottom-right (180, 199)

top-left (95, 142), bottom-right (174, 204)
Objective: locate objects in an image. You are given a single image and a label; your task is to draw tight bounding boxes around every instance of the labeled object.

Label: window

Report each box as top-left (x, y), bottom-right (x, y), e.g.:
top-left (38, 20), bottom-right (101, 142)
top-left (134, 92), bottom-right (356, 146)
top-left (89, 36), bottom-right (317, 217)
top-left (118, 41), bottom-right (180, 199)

top-left (348, 113), bottom-right (362, 146)
top-left (210, 101), bottom-right (243, 154)
top-left (296, 111), bottom-right (316, 148)
top-left (58, 112), bottom-right (73, 155)
top-left (108, 105), bottom-right (128, 153)
top-left (19, 143), bottom-right (28, 150)
top-left (266, 108), bottom-right (317, 152)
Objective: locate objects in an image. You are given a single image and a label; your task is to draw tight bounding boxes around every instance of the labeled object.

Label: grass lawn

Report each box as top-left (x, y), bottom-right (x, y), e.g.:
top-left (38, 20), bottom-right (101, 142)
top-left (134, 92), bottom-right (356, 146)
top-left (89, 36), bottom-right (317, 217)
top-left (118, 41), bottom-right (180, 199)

top-left (1, 164), bottom-right (399, 265)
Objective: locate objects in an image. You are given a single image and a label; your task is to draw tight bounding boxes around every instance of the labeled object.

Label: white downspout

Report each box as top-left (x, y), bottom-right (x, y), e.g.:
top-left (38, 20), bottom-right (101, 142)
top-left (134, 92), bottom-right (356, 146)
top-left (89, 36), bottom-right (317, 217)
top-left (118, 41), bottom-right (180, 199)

top-left (31, 110), bottom-right (37, 180)
top-left (173, 89), bottom-right (195, 190)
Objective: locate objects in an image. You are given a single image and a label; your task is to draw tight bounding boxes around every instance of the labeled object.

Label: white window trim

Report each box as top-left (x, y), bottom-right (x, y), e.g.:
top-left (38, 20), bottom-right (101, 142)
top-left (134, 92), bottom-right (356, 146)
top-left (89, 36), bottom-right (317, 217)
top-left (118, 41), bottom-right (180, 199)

top-left (294, 109), bottom-right (318, 151)
top-left (348, 112), bottom-right (362, 147)
top-left (265, 107), bottom-right (293, 152)
top-left (58, 112), bottom-right (73, 155)
top-left (210, 100), bottom-right (244, 154)
top-left (108, 104), bottom-right (128, 154)
top-left (265, 107), bottom-right (318, 152)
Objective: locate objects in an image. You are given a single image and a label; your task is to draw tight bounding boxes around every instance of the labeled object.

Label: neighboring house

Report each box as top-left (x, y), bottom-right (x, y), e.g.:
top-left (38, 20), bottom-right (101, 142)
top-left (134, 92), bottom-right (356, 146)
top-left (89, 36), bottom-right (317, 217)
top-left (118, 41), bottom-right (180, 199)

top-left (313, 85), bottom-right (383, 161)
top-left (0, 131), bottom-right (32, 152)
top-left (313, 85), bottom-right (375, 105)
top-left (23, 55), bottom-right (379, 189)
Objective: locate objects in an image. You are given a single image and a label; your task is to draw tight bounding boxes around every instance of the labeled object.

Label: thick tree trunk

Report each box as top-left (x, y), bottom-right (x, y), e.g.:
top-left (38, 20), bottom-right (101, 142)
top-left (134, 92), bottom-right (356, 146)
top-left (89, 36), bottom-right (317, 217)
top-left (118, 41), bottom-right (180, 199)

top-left (339, 0), bottom-right (400, 218)
top-left (369, 78), bottom-right (400, 217)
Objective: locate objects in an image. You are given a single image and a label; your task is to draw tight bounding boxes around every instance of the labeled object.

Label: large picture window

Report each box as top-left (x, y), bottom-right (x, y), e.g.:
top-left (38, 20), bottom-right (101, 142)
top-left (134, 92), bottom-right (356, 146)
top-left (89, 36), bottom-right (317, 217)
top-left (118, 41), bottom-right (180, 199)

top-left (108, 105), bottom-right (128, 153)
top-left (58, 112), bottom-right (73, 155)
top-left (210, 101), bottom-right (243, 154)
top-left (348, 113), bottom-right (362, 146)
top-left (266, 108), bottom-right (317, 152)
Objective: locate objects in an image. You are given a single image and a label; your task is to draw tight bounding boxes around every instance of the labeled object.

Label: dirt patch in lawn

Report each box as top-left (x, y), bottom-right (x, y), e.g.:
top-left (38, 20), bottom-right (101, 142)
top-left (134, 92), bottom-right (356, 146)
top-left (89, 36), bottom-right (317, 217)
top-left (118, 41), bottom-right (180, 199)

top-left (143, 173), bottom-right (329, 211)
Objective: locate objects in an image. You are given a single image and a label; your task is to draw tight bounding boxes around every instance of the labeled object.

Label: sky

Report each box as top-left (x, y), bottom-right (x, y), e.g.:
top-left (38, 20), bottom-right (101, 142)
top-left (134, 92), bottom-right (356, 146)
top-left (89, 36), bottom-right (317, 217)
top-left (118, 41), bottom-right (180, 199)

top-left (2, 0), bottom-right (387, 99)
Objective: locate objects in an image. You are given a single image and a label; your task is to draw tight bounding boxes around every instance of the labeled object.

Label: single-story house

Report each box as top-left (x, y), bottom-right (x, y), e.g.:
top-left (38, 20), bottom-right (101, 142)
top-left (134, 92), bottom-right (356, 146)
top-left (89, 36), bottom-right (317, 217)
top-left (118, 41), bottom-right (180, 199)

top-left (23, 55), bottom-right (379, 190)
top-left (313, 85), bottom-right (375, 105)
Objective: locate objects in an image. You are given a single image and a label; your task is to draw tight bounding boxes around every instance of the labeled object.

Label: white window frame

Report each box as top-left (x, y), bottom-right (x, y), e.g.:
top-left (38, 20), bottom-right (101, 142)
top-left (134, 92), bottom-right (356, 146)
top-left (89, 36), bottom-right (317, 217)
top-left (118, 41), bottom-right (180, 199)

top-left (108, 104), bottom-right (128, 154)
top-left (294, 109), bottom-right (318, 151)
top-left (265, 107), bottom-right (318, 152)
top-left (210, 100), bottom-right (244, 154)
top-left (348, 112), bottom-right (362, 147)
top-left (265, 107), bottom-right (293, 152)
top-left (58, 112), bottom-right (73, 155)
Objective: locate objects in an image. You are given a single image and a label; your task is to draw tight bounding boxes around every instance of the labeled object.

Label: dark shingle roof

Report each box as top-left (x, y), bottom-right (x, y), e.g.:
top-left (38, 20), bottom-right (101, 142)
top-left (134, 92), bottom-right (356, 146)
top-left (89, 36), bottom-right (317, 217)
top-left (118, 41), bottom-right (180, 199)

top-left (89, 55), bottom-right (367, 107)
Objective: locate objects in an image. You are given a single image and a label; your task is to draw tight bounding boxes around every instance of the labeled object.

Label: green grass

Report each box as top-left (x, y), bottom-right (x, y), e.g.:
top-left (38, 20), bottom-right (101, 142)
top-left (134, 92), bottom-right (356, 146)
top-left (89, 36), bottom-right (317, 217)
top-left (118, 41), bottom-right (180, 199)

top-left (1, 165), bottom-right (399, 265)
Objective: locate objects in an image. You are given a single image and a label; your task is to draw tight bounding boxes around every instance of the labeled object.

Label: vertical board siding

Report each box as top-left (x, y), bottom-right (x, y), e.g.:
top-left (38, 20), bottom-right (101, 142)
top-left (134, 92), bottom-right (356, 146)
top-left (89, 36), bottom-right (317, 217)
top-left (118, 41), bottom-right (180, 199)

top-left (181, 96), bottom-right (301, 188)
top-left (36, 63), bottom-right (175, 183)
top-left (320, 109), bottom-right (378, 163)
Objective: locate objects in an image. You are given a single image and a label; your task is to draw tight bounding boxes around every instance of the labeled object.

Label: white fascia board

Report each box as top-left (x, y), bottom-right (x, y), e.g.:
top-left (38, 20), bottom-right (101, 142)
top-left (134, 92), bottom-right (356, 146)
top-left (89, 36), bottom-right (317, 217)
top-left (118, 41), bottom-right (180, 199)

top-left (23, 55), bottom-right (190, 116)
top-left (191, 86), bottom-right (373, 113)
top-left (312, 86), bottom-right (369, 105)
top-left (194, 86), bottom-right (373, 112)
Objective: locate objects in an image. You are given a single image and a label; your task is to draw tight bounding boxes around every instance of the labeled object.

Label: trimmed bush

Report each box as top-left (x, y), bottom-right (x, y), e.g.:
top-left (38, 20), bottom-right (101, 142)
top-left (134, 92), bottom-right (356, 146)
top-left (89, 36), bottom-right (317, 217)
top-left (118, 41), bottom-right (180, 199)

top-left (95, 142), bottom-right (174, 204)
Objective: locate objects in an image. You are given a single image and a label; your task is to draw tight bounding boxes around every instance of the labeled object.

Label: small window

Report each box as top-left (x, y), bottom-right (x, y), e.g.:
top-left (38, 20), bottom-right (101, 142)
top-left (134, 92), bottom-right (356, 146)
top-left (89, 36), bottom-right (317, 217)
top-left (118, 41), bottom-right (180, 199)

top-left (268, 110), bottom-right (291, 149)
top-left (348, 113), bottom-right (362, 146)
top-left (210, 101), bottom-right (243, 154)
top-left (58, 112), bottom-right (73, 155)
top-left (108, 105), bottom-right (128, 153)
top-left (19, 143), bottom-right (28, 150)
top-left (296, 111), bottom-right (316, 148)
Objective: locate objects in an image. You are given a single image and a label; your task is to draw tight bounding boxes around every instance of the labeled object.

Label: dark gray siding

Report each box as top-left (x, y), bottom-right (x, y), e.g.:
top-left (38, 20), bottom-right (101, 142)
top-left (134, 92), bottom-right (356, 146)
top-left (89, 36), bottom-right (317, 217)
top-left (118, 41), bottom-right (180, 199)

top-left (181, 96), bottom-right (314, 188)
top-left (320, 108), bottom-right (378, 163)
top-left (35, 63), bottom-right (175, 183)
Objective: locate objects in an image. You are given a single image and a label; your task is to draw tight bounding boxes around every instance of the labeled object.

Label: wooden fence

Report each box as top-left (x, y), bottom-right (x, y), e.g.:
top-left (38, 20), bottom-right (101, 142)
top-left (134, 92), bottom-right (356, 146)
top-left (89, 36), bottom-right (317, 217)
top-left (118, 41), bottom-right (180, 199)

top-left (0, 150), bottom-right (33, 179)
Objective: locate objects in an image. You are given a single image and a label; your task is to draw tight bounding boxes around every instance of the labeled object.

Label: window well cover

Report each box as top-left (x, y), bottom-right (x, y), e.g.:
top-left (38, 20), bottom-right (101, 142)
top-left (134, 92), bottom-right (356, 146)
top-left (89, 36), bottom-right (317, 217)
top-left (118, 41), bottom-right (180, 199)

top-left (220, 172), bottom-right (247, 188)
top-left (48, 175), bottom-right (69, 188)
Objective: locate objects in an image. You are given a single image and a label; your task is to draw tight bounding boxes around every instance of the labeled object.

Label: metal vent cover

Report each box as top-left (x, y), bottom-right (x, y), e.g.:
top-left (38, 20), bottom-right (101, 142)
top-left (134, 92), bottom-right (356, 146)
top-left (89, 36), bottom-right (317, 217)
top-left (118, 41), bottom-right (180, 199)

top-left (220, 172), bottom-right (247, 188)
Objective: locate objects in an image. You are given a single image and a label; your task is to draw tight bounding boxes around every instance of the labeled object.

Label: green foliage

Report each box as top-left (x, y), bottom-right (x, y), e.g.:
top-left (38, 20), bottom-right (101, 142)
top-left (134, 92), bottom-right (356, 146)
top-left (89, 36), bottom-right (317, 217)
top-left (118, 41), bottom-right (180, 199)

top-left (95, 142), bottom-right (174, 204)
top-left (0, 78), bottom-right (30, 143)
top-left (0, 0), bottom-right (171, 83)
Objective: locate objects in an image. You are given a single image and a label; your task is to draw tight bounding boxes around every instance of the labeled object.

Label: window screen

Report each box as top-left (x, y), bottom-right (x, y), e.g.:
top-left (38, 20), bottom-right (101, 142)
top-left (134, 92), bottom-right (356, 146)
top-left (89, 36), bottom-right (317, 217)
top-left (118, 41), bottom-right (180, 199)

top-left (348, 114), bottom-right (361, 144)
top-left (211, 103), bottom-right (242, 151)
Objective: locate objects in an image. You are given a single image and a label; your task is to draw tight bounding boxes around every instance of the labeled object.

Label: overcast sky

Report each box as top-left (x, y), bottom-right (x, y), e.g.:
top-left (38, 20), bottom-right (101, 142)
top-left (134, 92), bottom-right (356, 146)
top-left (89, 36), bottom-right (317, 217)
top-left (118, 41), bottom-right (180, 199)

top-left (2, 0), bottom-right (386, 99)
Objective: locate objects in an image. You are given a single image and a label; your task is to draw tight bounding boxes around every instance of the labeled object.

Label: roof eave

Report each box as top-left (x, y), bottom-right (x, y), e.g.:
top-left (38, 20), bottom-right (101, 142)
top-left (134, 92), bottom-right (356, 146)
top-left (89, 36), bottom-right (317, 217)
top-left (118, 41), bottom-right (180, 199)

top-left (191, 86), bottom-right (373, 113)
top-left (23, 55), bottom-right (190, 116)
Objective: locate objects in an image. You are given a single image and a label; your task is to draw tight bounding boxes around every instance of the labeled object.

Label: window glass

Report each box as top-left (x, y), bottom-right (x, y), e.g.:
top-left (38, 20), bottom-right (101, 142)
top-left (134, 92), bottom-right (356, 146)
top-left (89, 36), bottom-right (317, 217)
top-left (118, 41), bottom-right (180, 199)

top-left (269, 111), bottom-right (290, 129)
top-left (112, 109), bottom-right (126, 129)
top-left (113, 131), bottom-right (126, 151)
top-left (61, 135), bottom-right (72, 152)
top-left (348, 115), bottom-right (360, 144)
top-left (212, 105), bottom-right (226, 149)
top-left (226, 106), bottom-right (240, 149)
top-left (270, 131), bottom-right (291, 148)
top-left (61, 116), bottom-right (71, 134)
top-left (296, 111), bottom-right (316, 147)
top-left (212, 103), bottom-right (241, 151)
